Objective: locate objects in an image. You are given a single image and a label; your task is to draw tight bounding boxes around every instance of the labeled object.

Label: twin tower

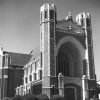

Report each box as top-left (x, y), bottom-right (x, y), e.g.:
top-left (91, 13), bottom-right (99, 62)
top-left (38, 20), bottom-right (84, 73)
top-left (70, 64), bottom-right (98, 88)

top-left (40, 3), bottom-right (97, 100)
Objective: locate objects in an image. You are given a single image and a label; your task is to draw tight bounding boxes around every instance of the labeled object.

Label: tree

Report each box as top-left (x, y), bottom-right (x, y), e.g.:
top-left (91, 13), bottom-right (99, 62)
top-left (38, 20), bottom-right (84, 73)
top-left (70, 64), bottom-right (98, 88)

top-left (50, 95), bottom-right (64, 100)
top-left (22, 93), bottom-right (38, 100)
top-left (37, 94), bottom-right (49, 100)
top-left (11, 95), bottom-right (22, 100)
top-left (2, 97), bottom-right (11, 100)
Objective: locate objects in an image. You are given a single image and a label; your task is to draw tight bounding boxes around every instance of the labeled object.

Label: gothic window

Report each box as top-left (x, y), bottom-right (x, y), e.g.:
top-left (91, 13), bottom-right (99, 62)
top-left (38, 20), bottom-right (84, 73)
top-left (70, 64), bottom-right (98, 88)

top-left (32, 63), bottom-right (35, 72)
top-left (86, 18), bottom-right (90, 27)
top-left (83, 59), bottom-right (87, 75)
top-left (58, 51), bottom-right (70, 76)
top-left (28, 66), bottom-right (30, 74)
top-left (17, 89), bottom-right (19, 95)
top-left (45, 10), bottom-right (47, 19)
top-left (81, 19), bottom-right (84, 27)
top-left (25, 77), bottom-right (28, 83)
top-left (35, 59), bottom-right (40, 69)
top-left (0, 56), bottom-right (1, 69)
top-left (41, 12), bottom-right (42, 22)
top-left (8, 56), bottom-right (11, 66)
top-left (34, 73), bottom-right (36, 80)
top-left (66, 57), bottom-right (69, 76)
top-left (55, 12), bottom-right (57, 21)
top-left (41, 32), bottom-right (42, 40)
top-left (29, 75), bottom-right (32, 81)
top-left (24, 68), bottom-right (26, 75)
top-left (35, 61), bottom-right (37, 71)
top-left (37, 70), bottom-right (42, 80)
top-left (5, 54), bottom-right (8, 66)
top-left (88, 35), bottom-right (91, 45)
top-left (30, 65), bottom-right (32, 73)
top-left (41, 53), bottom-right (42, 68)
top-left (2, 56), bottom-right (5, 67)
top-left (50, 29), bottom-right (54, 38)
top-left (26, 67), bottom-right (28, 75)
top-left (40, 70), bottom-right (42, 80)
top-left (50, 10), bottom-right (54, 20)
top-left (38, 71), bottom-right (40, 80)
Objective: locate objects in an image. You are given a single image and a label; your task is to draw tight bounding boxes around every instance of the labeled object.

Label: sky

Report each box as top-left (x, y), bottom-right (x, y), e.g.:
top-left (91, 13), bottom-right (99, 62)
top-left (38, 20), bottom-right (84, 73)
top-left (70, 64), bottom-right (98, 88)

top-left (0, 0), bottom-right (100, 80)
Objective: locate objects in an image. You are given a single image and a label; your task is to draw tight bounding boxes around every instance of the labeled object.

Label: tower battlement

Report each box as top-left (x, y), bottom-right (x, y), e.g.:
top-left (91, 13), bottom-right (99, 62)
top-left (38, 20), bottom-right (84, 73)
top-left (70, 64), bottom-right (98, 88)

top-left (40, 3), bottom-right (56, 24)
top-left (40, 3), bottom-right (56, 11)
top-left (76, 12), bottom-right (91, 29)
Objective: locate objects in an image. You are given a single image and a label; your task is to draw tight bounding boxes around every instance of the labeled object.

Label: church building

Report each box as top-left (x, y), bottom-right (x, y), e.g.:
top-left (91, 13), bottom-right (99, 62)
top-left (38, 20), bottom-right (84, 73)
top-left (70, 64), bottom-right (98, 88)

top-left (0, 3), bottom-right (100, 100)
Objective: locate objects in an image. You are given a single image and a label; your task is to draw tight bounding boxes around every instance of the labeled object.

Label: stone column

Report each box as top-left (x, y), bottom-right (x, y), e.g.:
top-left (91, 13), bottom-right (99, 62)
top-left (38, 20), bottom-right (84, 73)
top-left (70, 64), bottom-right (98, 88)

top-left (82, 75), bottom-right (89, 100)
top-left (58, 73), bottom-right (64, 97)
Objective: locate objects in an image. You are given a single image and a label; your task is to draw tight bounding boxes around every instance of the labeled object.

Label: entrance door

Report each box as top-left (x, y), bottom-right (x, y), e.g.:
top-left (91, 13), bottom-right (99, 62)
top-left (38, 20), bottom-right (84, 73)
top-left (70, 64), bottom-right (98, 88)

top-left (64, 87), bottom-right (76, 100)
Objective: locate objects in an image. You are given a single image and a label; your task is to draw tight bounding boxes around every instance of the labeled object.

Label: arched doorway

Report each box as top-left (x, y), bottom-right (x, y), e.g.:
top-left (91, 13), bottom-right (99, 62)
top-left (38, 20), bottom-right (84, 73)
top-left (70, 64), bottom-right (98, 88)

top-left (64, 87), bottom-right (76, 100)
top-left (64, 83), bottom-right (81, 100)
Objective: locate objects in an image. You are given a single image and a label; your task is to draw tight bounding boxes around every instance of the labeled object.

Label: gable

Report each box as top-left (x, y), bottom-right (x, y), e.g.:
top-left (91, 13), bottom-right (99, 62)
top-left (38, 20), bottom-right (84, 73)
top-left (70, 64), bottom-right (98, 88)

top-left (3, 51), bottom-right (32, 66)
top-left (56, 19), bottom-right (84, 35)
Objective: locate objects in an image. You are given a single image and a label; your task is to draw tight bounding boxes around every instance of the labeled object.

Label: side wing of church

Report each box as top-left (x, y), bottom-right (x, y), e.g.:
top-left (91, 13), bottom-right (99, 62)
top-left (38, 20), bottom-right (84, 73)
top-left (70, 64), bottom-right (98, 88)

top-left (0, 3), bottom-right (100, 100)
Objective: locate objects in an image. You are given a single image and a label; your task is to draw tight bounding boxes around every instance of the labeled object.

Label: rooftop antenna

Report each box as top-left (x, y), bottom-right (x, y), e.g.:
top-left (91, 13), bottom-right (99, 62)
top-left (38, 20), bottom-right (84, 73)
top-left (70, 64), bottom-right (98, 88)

top-left (68, 11), bottom-right (72, 17)
top-left (29, 50), bottom-right (33, 55)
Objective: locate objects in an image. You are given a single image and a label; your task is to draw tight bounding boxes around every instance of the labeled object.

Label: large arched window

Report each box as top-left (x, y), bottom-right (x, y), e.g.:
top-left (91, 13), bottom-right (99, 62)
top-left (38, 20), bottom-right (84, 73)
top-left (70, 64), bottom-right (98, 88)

top-left (58, 49), bottom-right (72, 76)
top-left (56, 41), bottom-right (83, 77)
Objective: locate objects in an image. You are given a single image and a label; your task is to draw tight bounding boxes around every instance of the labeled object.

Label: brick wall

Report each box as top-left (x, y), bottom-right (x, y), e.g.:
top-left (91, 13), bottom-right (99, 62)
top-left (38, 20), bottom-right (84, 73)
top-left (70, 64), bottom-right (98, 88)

top-left (7, 66), bottom-right (24, 97)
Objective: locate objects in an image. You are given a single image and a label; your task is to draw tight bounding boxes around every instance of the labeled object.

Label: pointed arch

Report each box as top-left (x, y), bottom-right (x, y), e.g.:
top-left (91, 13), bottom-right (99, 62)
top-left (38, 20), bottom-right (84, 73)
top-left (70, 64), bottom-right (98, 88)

top-left (56, 36), bottom-right (85, 77)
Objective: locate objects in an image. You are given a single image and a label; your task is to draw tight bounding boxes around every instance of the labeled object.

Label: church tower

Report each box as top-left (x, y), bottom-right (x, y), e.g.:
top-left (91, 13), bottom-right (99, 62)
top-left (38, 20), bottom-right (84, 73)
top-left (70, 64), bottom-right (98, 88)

top-left (40, 3), bottom-right (98, 100)
top-left (40, 3), bottom-right (57, 97)
top-left (76, 12), bottom-right (95, 79)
